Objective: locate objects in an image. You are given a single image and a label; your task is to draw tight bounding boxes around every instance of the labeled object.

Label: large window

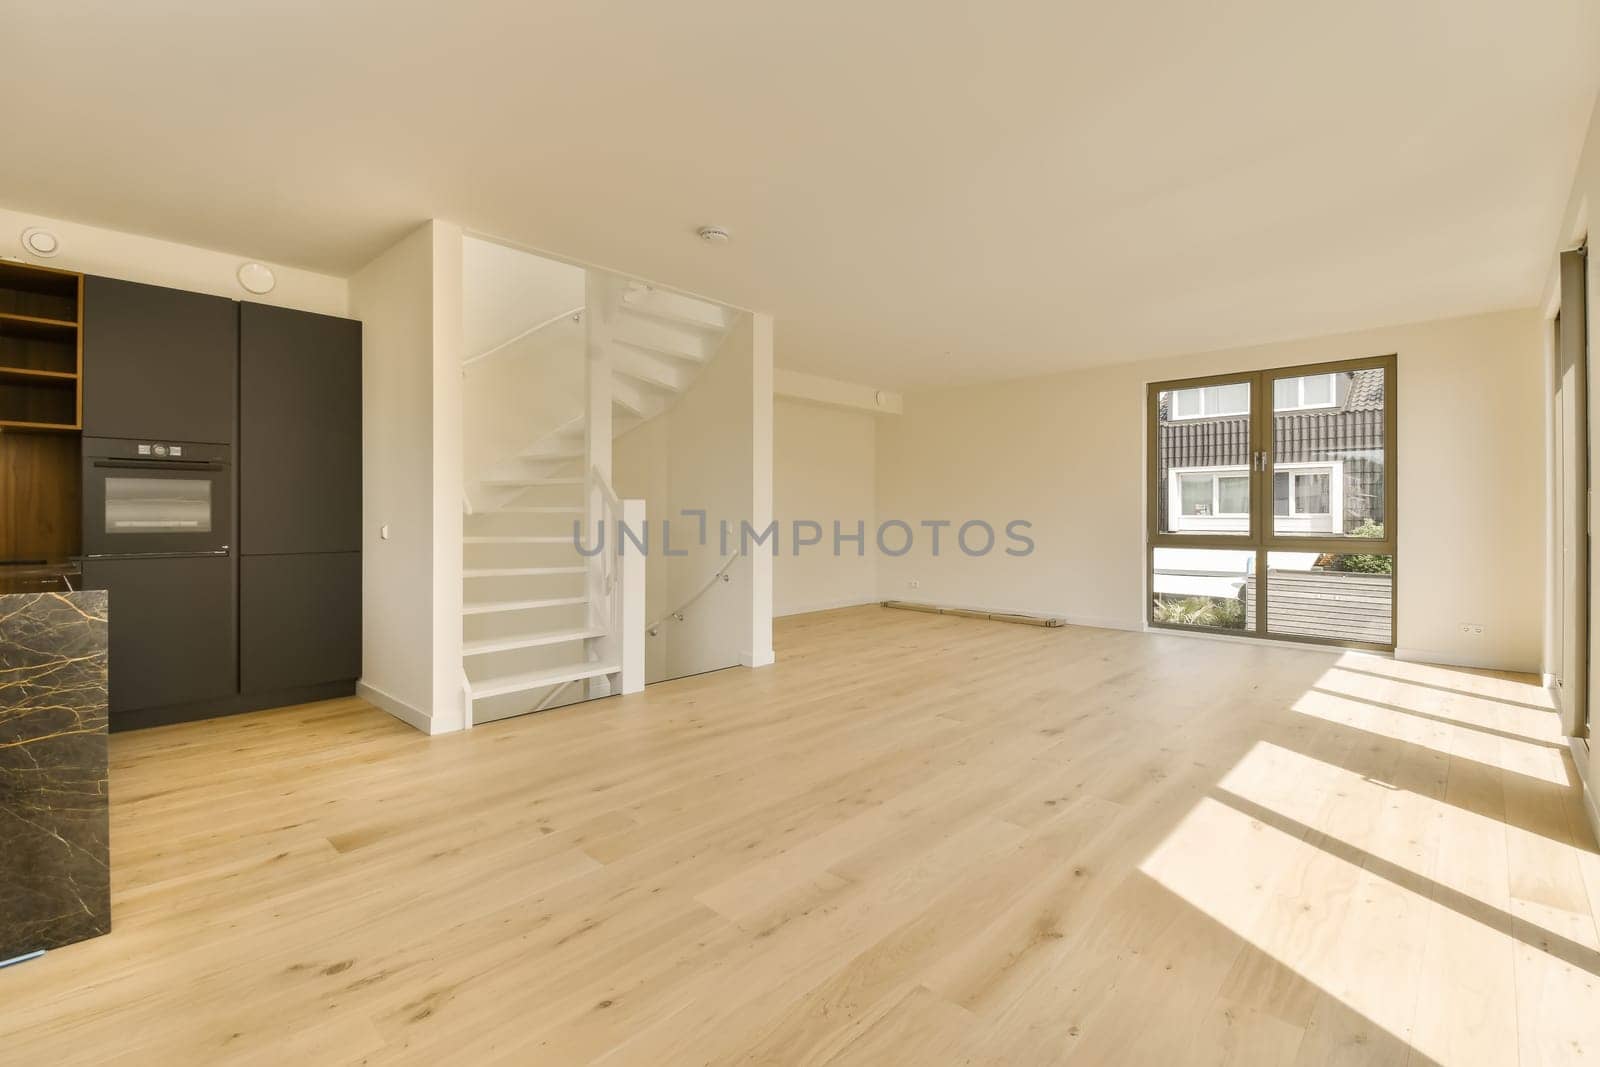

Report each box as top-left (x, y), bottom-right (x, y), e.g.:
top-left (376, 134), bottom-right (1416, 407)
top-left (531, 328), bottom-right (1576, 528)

top-left (1148, 356), bottom-right (1395, 649)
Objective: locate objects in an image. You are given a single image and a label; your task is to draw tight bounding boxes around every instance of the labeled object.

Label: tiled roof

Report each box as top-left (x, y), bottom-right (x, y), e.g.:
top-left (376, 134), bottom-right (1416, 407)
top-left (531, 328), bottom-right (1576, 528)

top-left (1340, 368), bottom-right (1385, 412)
top-left (1157, 367), bottom-right (1386, 421)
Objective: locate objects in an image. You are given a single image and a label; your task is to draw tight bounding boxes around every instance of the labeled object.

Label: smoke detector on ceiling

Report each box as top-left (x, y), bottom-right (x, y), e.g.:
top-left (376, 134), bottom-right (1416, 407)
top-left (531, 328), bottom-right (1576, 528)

top-left (696, 226), bottom-right (731, 244)
top-left (21, 227), bottom-right (59, 258)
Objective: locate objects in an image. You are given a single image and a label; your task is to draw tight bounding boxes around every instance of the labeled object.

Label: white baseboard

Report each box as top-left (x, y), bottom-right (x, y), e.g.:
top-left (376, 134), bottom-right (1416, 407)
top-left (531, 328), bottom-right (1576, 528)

top-left (1141, 624), bottom-right (1367, 655)
top-left (357, 679), bottom-right (432, 735)
top-left (877, 595), bottom-right (1140, 633)
top-left (1571, 739), bottom-right (1600, 846)
top-left (740, 647), bottom-right (776, 668)
top-left (775, 597), bottom-right (882, 618)
top-left (1393, 647), bottom-right (1537, 674)
top-left (1057, 612), bottom-right (1144, 633)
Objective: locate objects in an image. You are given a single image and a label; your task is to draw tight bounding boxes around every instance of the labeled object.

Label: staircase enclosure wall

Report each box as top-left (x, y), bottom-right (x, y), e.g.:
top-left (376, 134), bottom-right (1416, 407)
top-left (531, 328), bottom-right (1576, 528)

top-left (614, 312), bottom-right (775, 682)
top-left (351, 219), bottom-right (465, 733)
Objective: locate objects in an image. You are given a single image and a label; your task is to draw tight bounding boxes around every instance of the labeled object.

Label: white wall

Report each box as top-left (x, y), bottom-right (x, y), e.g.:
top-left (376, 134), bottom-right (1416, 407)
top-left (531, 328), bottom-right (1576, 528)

top-left (462, 236), bottom-right (585, 360)
top-left (773, 398), bottom-right (880, 616)
top-left (613, 311), bottom-right (775, 680)
top-left (0, 204), bottom-right (346, 316)
top-left (430, 224), bottom-right (465, 731)
top-left (349, 220), bottom-right (464, 733)
top-left (876, 308), bottom-right (1546, 672)
top-left (460, 242), bottom-right (587, 498)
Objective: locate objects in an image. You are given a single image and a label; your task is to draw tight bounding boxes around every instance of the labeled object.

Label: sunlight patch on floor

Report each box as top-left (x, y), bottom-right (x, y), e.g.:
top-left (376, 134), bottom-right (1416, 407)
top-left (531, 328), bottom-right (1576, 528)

top-left (1140, 708), bottom-right (1600, 1067)
top-left (1288, 685), bottom-right (1572, 786)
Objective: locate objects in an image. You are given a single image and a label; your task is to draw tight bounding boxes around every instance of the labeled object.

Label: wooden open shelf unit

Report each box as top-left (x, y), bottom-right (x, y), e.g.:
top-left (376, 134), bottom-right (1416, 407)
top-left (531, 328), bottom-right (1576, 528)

top-left (0, 261), bottom-right (83, 562)
top-left (0, 261), bottom-right (83, 432)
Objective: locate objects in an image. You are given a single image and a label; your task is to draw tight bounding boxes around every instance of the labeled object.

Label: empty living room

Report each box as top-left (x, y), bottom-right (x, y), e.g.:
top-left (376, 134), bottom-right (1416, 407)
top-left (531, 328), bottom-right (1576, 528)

top-left (4, 3), bottom-right (1600, 1065)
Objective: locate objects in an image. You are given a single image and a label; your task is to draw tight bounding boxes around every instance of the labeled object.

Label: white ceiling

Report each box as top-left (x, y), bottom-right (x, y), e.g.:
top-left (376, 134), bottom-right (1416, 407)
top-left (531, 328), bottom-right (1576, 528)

top-left (4, 2), bottom-right (1598, 387)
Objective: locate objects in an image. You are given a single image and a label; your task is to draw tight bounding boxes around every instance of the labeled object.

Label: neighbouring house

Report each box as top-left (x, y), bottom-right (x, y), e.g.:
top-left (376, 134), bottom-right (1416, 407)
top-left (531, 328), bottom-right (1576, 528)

top-left (1157, 368), bottom-right (1386, 536)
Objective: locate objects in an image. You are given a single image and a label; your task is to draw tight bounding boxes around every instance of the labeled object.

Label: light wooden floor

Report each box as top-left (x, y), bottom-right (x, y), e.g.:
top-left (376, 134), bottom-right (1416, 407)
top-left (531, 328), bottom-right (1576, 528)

top-left (5, 606), bottom-right (1600, 1066)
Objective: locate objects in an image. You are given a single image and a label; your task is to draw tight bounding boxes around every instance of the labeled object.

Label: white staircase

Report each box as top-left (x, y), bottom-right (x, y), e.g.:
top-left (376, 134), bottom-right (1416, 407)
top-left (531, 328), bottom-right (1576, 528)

top-left (461, 273), bottom-right (734, 725)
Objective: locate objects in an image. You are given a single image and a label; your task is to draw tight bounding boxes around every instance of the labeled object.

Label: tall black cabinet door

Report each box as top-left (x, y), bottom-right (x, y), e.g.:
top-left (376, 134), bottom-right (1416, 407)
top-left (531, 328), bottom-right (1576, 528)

top-left (82, 277), bottom-right (237, 445)
top-left (239, 304), bottom-right (361, 555)
top-left (240, 553), bottom-right (360, 694)
top-left (80, 556), bottom-right (237, 721)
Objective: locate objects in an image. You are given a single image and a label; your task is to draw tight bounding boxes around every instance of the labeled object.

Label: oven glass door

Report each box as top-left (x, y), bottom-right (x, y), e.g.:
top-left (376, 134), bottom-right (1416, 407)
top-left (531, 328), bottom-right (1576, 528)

top-left (104, 474), bottom-right (213, 535)
top-left (85, 461), bottom-right (229, 557)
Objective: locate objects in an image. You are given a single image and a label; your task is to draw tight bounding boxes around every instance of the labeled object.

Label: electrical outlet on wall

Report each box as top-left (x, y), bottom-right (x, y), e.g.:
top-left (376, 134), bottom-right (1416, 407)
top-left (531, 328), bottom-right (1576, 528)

top-left (1459, 622), bottom-right (1484, 636)
top-left (907, 579), bottom-right (920, 590)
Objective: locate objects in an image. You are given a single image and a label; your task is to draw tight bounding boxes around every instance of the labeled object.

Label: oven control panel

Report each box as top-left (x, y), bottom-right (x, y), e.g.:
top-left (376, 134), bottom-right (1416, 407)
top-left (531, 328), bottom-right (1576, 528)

top-left (82, 437), bottom-right (230, 465)
top-left (136, 443), bottom-right (184, 458)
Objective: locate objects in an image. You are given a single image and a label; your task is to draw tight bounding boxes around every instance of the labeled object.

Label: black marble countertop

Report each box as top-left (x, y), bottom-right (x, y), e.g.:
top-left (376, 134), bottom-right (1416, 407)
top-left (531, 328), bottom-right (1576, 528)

top-left (0, 590), bottom-right (111, 961)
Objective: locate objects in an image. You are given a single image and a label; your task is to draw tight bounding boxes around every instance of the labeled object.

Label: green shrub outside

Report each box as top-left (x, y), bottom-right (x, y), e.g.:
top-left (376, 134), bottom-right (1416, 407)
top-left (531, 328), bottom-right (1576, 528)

top-left (1328, 521), bottom-right (1392, 574)
top-left (1153, 595), bottom-right (1246, 629)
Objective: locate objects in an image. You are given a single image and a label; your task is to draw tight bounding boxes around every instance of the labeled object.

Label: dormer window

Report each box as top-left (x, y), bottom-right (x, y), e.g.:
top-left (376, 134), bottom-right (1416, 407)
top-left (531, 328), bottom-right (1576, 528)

top-left (1273, 373), bottom-right (1338, 412)
top-left (1169, 382), bottom-right (1249, 420)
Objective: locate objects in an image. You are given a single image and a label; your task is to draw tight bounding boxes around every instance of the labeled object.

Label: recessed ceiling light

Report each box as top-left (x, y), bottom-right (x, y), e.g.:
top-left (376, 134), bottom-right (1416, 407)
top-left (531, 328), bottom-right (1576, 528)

top-left (21, 227), bottom-right (59, 258)
top-left (697, 226), bottom-right (731, 244)
top-left (237, 262), bottom-right (276, 295)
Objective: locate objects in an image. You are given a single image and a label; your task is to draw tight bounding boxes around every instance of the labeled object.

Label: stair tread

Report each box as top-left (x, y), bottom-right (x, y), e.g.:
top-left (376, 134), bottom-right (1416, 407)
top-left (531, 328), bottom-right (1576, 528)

top-left (519, 444), bottom-right (584, 459)
top-left (482, 475), bottom-right (584, 486)
top-left (464, 565), bottom-right (585, 578)
top-left (613, 363), bottom-right (684, 394)
top-left (470, 660), bottom-right (619, 699)
top-left (618, 293), bottom-right (728, 332)
top-left (463, 627), bottom-right (605, 656)
top-left (462, 595), bottom-right (587, 616)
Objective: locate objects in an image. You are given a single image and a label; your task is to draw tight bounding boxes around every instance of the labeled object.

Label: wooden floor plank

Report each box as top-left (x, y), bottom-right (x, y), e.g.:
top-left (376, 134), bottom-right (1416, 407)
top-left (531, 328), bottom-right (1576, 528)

top-left (0, 605), bottom-right (1594, 1066)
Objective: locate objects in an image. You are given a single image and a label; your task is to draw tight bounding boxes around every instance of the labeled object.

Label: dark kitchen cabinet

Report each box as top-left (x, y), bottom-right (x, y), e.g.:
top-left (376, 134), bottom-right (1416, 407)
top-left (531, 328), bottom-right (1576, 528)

top-left (82, 277), bottom-right (237, 445)
top-left (239, 303), bottom-right (361, 555)
top-left (71, 284), bottom-right (362, 730)
top-left (80, 555), bottom-right (236, 725)
top-left (240, 552), bottom-right (360, 695)
top-left (237, 303), bottom-right (362, 709)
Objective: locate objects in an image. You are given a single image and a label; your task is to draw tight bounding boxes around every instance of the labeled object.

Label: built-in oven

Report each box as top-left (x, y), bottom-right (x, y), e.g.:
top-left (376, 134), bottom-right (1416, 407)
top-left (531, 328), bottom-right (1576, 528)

top-left (81, 437), bottom-right (231, 559)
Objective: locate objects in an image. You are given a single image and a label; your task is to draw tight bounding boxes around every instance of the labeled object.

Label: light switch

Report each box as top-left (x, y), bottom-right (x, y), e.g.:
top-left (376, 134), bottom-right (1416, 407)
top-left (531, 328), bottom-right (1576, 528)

top-left (380, 524), bottom-right (390, 540)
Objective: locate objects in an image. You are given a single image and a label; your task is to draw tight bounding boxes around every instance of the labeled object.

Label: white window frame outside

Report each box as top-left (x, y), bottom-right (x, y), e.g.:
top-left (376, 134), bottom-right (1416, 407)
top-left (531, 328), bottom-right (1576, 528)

top-left (1173, 466), bottom-right (1251, 518)
top-left (1168, 383), bottom-right (1250, 421)
top-left (1273, 466), bottom-right (1333, 517)
top-left (1271, 460), bottom-right (1343, 534)
top-left (1167, 464), bottom-right (1251, 533)
top-left (1168, 460), bottom-right (1343, 535)
top-left (1273, 373), bottom-right (1339, 413)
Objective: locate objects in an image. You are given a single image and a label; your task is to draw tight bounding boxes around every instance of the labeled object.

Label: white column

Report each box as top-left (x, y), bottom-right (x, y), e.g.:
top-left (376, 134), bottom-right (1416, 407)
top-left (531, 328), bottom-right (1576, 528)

top-left (585, 273), bottom-right (615, 695)
top-left (619, 498), bottom-right (647, 693)
top-left (429, 221), bottom-right (466, 732)
top-left (745, 312), bottom-right (776, 668)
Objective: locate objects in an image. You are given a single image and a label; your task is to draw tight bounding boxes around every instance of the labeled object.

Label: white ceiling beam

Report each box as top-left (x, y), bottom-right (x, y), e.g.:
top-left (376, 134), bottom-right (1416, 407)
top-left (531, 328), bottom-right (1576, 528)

top-left (775, 369), bottom-right (902, 415)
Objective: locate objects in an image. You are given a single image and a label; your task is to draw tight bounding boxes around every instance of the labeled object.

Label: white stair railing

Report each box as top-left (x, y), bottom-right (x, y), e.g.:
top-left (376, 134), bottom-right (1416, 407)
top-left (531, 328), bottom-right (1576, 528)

top-left (462, 306), bottom-right (584, 371)
top-left (646, 552), bottom-right (737, 638)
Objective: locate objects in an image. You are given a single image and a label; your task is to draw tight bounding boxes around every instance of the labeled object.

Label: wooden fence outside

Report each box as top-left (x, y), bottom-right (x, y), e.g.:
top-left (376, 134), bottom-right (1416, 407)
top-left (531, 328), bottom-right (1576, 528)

top-left (1243, 568), bottom-right (1393, 644)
